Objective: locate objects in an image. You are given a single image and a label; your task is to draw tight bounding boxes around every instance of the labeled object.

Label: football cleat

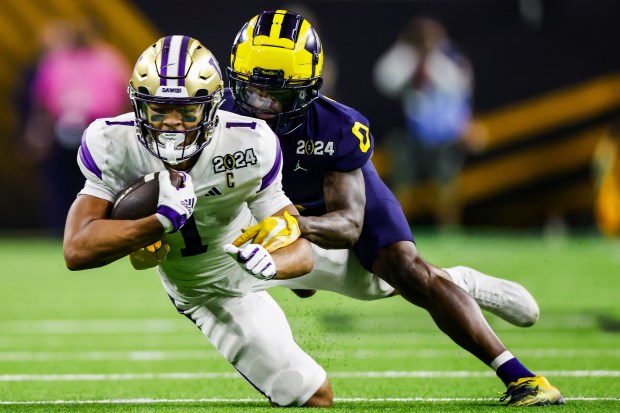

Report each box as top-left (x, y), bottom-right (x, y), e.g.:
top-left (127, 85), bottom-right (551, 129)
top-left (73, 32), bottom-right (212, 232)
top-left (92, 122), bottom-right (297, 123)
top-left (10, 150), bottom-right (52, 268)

top-left (500, 376), bottom-right (565, 406)
top-left (446, 266), bottom-right (540, 327)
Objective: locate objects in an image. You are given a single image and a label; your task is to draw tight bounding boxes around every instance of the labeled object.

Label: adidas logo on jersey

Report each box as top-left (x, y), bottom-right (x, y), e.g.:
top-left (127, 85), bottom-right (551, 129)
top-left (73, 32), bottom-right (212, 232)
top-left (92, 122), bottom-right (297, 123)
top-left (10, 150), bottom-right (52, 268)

top-left (204, 187), bottom-right (222, 196)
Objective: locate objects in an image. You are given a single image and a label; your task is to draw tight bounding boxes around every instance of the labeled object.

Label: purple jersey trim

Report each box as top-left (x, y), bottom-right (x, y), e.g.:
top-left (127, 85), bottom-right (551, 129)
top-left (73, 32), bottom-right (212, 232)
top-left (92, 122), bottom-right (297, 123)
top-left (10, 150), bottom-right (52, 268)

top-left (78, 131), bottom-right (102, 180)
top-left (259, 140), bottom-right (282, 191)
top-left (105, 120), bottom-right (135, 126)
top-left (225, 121), bottom-right (256, 129)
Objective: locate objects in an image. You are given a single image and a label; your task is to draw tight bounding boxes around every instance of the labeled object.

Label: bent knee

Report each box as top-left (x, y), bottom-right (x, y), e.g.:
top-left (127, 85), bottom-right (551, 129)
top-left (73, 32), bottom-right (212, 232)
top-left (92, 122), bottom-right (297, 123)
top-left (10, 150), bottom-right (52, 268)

top-left (270, 371), bottom-right (332, 407)
top-left (303, 379), bottom-right (333, 407)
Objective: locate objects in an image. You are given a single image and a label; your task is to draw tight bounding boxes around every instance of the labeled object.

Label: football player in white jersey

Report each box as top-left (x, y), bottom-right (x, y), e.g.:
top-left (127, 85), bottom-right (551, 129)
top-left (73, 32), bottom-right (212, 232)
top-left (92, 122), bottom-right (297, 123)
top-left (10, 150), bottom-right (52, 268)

top-left (63, 35), bottom-right (337, 407)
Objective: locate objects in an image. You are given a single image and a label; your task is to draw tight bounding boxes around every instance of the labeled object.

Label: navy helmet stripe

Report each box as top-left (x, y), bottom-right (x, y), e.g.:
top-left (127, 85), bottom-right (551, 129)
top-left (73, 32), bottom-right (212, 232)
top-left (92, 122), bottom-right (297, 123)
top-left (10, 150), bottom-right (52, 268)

top-left (278, 12), bottom-right (301, 42)
top-left (304, 28), bottom-right (321, 54)
top-left (255, 12), bottom-right (275, 38)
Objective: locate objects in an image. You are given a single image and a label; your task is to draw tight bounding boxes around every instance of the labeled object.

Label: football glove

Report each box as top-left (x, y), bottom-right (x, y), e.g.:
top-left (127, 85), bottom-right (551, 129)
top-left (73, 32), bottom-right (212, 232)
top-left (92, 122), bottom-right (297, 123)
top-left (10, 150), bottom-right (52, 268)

top-left (232, 211), bottom-right (300, 252)
top-left (156, 170), bottom-right (196, 233)
top-left (129, 240), bottom-right (170, 270)
top-left (223, 243), bottom-right (276, 280)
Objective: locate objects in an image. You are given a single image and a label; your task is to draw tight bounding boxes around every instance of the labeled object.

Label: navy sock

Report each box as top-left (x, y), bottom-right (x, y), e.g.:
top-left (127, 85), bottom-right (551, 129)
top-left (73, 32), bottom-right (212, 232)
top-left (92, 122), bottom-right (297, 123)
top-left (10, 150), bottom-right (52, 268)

top-left (496, 357), bottom-right (536, 386)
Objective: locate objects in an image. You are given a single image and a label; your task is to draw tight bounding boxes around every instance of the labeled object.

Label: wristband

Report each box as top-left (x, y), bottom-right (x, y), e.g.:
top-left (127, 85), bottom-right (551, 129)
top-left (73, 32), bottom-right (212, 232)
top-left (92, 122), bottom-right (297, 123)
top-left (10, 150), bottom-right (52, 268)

top-left (156, 213), bottom-right (174, 234)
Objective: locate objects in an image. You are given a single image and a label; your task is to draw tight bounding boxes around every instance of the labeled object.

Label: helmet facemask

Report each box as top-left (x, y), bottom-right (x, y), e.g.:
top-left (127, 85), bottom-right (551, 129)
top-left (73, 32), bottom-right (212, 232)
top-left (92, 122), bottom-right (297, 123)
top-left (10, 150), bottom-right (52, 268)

top-left (129, 35), bottom-right (224, 165)
top-left (130, 86), bottom-right (222, 165)
top-left (228, 67), bottom-right (321, 135)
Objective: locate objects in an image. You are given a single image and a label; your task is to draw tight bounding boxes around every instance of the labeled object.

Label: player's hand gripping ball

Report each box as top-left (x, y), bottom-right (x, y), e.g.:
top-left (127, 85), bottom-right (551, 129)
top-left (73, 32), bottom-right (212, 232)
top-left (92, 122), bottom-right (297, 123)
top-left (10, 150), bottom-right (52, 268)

top-left (110, 171), bottom-right (185, 220)
top-left (155, 170), bottom-right (197, 233)
top-left (110, 170), bottom-right (188, 269)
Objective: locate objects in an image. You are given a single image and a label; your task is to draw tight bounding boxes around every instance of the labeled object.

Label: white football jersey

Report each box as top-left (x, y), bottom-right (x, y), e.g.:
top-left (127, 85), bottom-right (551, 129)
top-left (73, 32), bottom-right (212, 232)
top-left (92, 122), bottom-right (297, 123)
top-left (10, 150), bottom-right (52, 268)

top-left (77, 109), bottom-right (291, 300)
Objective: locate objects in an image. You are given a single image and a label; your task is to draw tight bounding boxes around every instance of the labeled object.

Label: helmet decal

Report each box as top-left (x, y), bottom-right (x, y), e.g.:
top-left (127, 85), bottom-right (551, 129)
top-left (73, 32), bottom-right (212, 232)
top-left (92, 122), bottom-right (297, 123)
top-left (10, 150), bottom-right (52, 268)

top-left (159, 35), bottom-right (190, 86)
top-left (255, 10), bottom-right (302, 42)
top-left (304, 28), bottom-right (321, 55)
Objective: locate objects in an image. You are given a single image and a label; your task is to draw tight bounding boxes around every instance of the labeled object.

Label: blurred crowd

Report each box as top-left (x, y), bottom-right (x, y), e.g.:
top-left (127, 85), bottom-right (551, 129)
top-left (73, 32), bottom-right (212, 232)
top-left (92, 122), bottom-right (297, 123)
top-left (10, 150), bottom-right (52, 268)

top-left (15, 17), bottom-right (131, 235)
top-left (373, 16), bottom-right (475, 230)
top-left (7, 6), bottom-right (620, 238)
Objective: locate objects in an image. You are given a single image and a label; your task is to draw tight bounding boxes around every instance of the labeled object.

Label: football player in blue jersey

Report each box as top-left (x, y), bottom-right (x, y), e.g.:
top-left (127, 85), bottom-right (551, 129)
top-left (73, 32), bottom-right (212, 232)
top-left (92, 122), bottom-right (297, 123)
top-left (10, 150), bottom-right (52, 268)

top-left (222, 10), bottom-right (564, 406)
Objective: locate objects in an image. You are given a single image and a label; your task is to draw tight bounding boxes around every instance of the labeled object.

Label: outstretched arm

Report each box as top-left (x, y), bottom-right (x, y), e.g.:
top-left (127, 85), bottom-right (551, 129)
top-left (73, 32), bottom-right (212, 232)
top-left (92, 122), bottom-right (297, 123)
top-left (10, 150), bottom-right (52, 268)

top-left (296, 168), bottom-right (365, 249)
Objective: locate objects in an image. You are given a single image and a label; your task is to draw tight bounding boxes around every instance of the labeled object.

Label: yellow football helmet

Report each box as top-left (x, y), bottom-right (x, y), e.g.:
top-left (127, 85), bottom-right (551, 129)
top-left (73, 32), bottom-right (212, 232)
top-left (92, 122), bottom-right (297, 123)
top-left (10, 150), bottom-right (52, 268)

top-left (129, 35), bottom-right (223, 164)
top-left (228, 10), bottom-right (323, 134)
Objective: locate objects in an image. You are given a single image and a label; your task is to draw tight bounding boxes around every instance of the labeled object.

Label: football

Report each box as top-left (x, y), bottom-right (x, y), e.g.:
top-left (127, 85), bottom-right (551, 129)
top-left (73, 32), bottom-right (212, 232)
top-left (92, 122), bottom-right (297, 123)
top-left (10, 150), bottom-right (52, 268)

top-left (110, 171), bottom-right (184, 220)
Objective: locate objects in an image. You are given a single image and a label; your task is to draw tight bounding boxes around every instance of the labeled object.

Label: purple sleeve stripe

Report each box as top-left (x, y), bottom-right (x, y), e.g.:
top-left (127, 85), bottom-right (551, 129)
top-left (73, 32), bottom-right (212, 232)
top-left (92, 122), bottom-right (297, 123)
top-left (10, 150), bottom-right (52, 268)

top-left (259, 140), bottom-right (282, 191)
top-left (105, 120), bottom-right (135, 126)
top-left (79, 131), bottom-right (102, 179)
top-left (225, 121), bottom-right (256, 129)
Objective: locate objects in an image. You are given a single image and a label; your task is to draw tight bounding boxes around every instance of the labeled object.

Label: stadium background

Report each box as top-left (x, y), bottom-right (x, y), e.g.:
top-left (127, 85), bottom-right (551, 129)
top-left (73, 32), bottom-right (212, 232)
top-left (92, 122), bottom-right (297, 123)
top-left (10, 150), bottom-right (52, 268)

top-left (1, 0), bottom-right (619, 231)
top-left (0, 2), bottom-right (619, 409)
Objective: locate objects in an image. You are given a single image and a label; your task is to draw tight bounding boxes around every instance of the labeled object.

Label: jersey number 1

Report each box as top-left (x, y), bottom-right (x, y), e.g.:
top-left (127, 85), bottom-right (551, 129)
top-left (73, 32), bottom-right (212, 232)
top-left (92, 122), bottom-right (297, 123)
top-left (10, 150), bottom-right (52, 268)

top-left (180, 215), bottom-right (208, 257)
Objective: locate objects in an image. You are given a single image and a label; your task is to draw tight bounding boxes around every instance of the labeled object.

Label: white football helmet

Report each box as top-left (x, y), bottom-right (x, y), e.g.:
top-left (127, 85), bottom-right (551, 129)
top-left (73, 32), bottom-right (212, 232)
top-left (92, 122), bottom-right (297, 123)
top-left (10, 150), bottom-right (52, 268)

top-left (129, 35), bottom-right (223, 164)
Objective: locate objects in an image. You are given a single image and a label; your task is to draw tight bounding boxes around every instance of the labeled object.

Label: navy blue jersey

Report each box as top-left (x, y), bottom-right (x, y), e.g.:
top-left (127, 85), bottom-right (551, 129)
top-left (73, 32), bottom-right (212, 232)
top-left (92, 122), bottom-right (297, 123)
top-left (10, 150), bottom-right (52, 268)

top-left (222, 90), bottom-right (413, 269)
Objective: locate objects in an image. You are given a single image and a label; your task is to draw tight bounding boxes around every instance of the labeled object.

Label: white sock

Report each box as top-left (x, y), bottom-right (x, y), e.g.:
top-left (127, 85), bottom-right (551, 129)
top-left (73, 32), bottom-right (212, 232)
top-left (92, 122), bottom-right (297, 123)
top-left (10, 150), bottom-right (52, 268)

top-left (490, 350), bottom-right (515, 371)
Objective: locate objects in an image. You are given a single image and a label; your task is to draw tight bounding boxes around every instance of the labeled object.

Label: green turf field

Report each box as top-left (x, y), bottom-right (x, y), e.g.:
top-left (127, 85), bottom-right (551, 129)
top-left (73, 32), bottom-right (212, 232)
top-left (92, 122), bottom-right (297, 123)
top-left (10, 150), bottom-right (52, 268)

top-left (0, 231), bottom-right (618, 412)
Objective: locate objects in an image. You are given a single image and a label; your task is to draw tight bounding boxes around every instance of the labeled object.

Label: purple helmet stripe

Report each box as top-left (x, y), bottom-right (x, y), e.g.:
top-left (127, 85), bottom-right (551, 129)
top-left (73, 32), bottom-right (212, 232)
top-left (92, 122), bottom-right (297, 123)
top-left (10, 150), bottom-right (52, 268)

top-left (159, 36), bottom-right (173, 86)
top-left (78, 132), bottom-right (102, 180)
top-left (177, 36), bottom-right (190, 87)
top-left (209, 55), bottom-right (222, 79)
top-left (259, 139), bottom-right (282, 191)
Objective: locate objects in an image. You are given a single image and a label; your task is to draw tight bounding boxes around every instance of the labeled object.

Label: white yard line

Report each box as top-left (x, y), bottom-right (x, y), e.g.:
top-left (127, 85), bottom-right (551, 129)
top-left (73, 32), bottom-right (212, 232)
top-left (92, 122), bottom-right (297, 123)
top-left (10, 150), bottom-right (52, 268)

top-left (0, 370), bottom-right (618, 381)
top-left (1, 348), bottom-right (619, 361)
top-left (0, 315), bottom-right (602, 335)
top-left (0, 396), bottom-right (618, 405)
